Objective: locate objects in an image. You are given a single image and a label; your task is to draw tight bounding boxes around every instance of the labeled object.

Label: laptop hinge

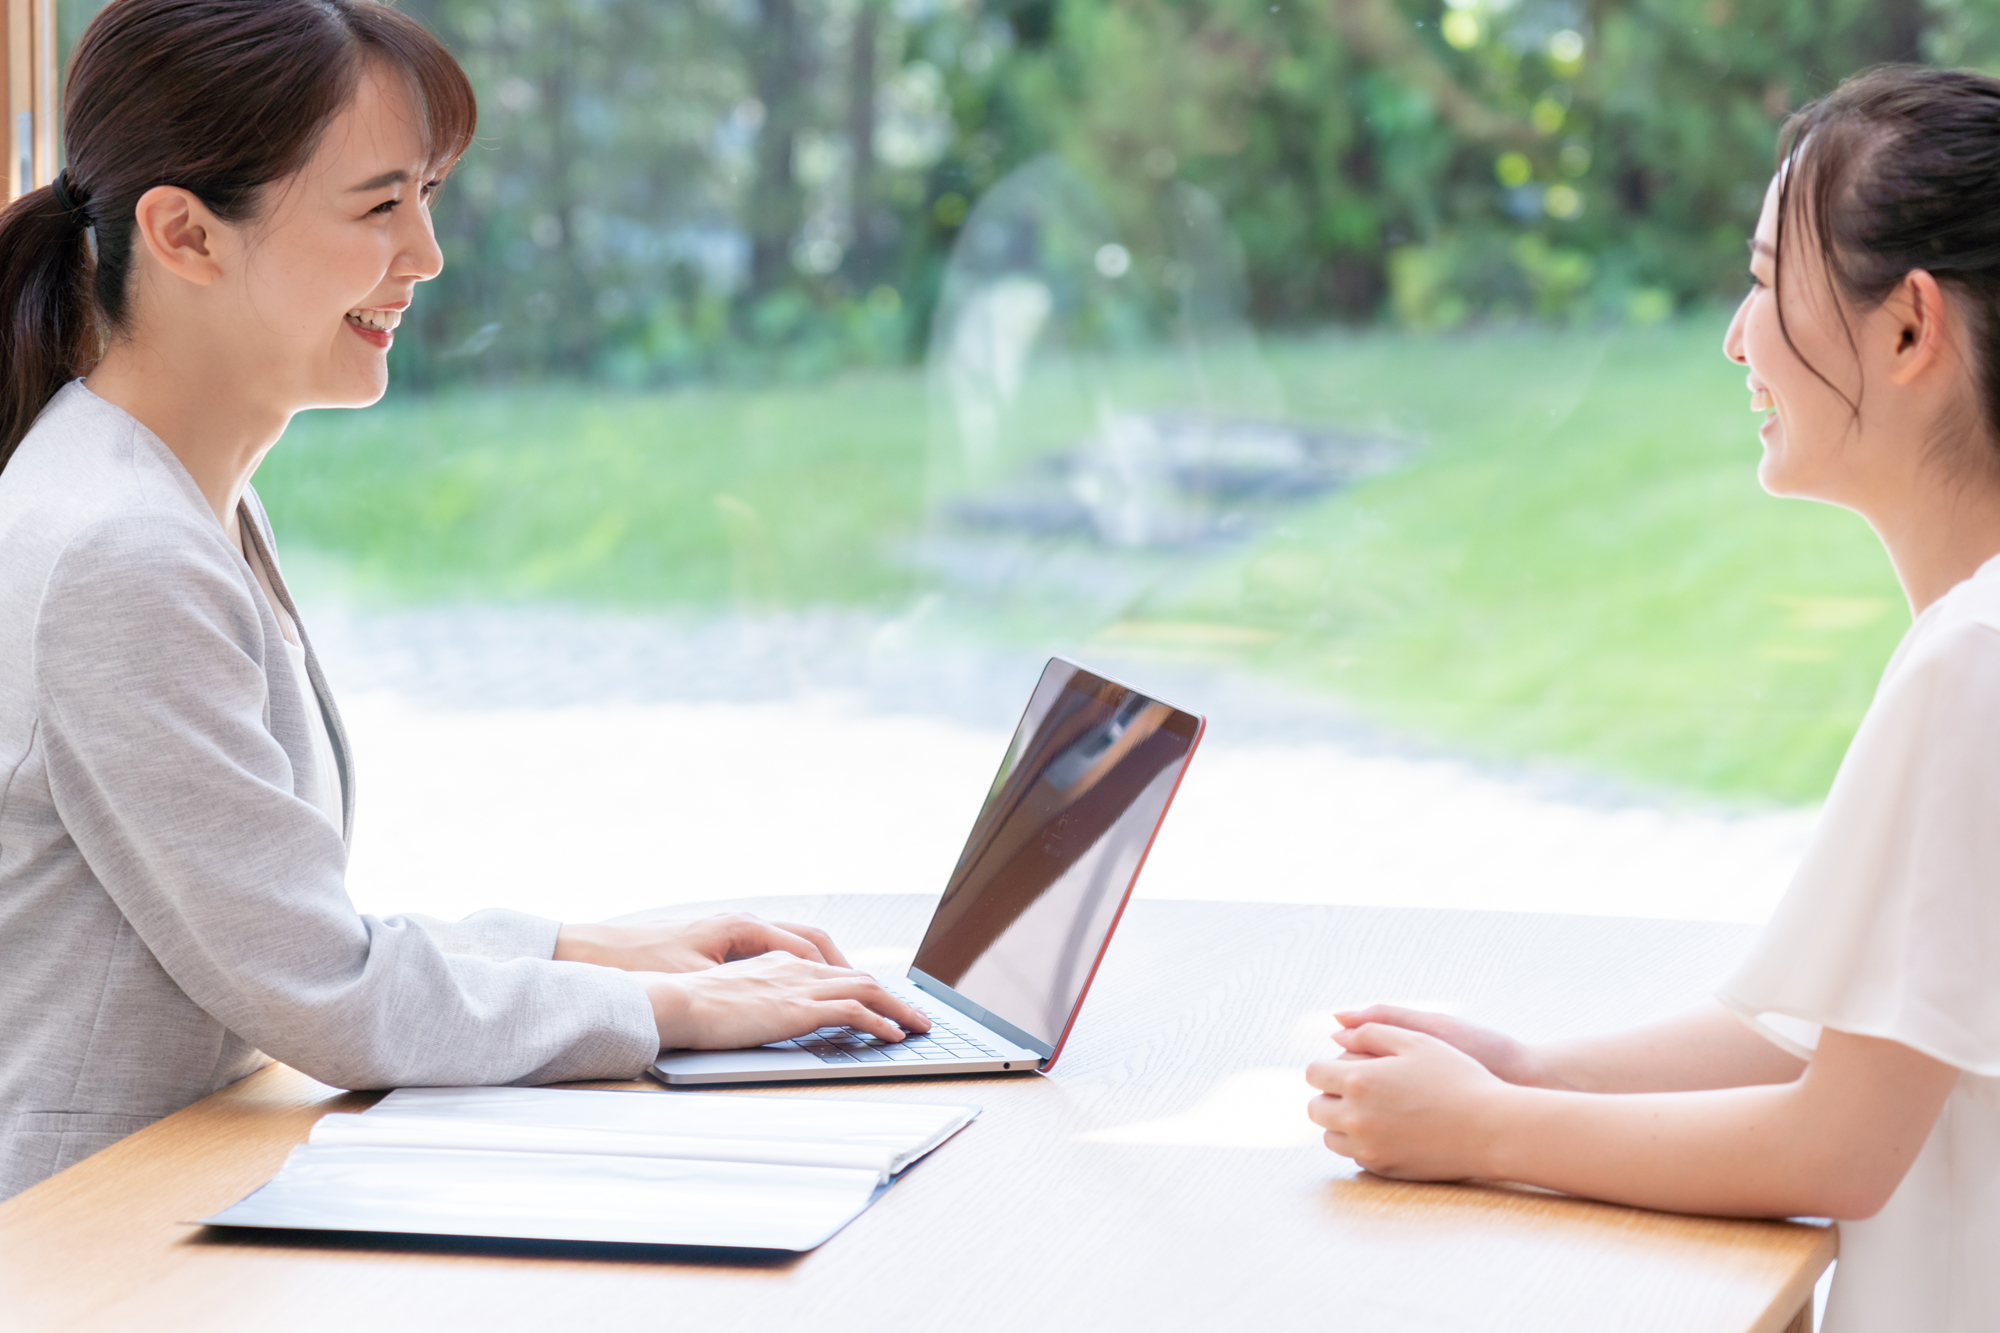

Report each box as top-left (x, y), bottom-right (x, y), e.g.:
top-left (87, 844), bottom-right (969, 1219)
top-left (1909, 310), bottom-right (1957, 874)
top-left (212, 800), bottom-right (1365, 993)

top-left (907, 968), bottom-right (1055, 1063)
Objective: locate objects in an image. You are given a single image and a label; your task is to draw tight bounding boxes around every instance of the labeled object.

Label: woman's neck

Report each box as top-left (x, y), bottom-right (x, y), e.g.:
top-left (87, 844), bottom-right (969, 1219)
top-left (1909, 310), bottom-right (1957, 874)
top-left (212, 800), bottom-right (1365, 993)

top-left (1863, 460), bottom-right (2000, 616)
top-left (84, 338), bottom-right (290, 539)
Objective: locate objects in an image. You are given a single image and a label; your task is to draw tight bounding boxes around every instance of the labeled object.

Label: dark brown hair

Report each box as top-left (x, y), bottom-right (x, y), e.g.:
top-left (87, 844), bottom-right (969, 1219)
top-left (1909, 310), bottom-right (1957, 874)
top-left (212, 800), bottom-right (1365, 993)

top-left (0, 0), bottom-right (476, 468)
top-left (1775, 66), bottom-right (2000, 456)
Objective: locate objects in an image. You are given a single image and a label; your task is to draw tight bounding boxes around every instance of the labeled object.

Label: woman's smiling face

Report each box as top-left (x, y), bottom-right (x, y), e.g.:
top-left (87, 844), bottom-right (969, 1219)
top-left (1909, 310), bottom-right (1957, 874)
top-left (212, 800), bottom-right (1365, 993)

top-left (1723, 175), bottom-right (1875, 504)
top-left (226, 61), bottom-right (445, 411)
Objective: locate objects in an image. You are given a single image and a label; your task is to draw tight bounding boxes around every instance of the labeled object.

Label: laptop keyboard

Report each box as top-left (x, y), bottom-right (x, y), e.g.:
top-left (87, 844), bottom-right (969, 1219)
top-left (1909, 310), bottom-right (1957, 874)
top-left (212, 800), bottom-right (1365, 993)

top-left (769, 998), bottom-right (1005, 1065)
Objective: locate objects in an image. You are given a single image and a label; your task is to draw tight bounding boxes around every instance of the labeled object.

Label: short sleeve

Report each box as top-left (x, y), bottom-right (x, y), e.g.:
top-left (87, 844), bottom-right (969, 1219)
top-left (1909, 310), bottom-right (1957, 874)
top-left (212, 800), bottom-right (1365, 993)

top-left (1718, 615), bottom-right (2000, 1074)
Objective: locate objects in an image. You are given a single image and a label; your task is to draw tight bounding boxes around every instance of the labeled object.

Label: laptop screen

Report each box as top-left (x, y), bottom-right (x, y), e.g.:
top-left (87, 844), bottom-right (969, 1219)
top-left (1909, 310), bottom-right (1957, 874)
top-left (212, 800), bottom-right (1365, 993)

top-left (911, 660), bottom-right (1202, 1051)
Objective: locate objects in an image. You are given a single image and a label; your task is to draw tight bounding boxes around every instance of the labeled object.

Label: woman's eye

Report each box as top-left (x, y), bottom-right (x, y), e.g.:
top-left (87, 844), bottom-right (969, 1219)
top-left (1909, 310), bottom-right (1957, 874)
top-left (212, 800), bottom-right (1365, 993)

top-left (369, 197), bottom-right (399, 217)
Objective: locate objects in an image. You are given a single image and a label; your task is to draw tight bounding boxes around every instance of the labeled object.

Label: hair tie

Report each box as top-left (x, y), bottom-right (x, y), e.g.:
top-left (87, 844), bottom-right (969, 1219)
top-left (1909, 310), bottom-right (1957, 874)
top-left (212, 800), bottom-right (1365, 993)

top-left (49, 170), bottom-right (89, 227)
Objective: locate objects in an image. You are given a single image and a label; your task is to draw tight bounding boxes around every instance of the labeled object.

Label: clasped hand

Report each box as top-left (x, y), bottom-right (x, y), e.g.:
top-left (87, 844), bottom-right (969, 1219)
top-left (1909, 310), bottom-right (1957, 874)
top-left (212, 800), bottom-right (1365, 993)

top-left (1305, 1004), bottom-right (1535, 1181)
top-left (555, 911), bottom-right (930, 1052)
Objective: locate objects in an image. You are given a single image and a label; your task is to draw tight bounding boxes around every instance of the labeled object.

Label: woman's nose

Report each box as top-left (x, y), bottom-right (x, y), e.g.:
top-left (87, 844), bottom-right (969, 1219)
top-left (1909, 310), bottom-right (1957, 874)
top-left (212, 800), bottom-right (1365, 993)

top-left (401, 205), bottom-right (445, 283)
top-left (1722, 294), bottom-right (1751, 365)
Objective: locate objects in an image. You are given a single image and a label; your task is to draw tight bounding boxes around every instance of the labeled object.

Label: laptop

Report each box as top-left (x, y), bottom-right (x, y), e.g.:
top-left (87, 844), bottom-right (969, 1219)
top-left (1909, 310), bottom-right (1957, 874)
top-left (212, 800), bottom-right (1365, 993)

top-left (650, 657), bottom-right (1205, 1085)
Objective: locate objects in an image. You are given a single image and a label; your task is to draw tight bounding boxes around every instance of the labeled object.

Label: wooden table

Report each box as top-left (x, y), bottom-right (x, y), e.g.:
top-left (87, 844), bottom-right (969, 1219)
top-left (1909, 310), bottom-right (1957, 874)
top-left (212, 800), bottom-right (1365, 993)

top-left (0, 896), bottom-right (1832, 1332)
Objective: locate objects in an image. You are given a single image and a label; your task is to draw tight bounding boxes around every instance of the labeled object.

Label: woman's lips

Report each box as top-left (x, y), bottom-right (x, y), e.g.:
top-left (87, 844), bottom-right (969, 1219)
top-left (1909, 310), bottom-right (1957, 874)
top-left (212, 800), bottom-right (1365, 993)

top-left (345, 306), bottom-right (402, 350)
top-left (345, 320), bottom-right (392, 349)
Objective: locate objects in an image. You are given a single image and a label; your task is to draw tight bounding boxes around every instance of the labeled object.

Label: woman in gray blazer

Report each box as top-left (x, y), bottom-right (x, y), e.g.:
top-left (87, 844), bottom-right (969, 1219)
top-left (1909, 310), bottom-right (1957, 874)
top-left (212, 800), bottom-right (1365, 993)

top-left (0, 0), bottom-right (925, 1201)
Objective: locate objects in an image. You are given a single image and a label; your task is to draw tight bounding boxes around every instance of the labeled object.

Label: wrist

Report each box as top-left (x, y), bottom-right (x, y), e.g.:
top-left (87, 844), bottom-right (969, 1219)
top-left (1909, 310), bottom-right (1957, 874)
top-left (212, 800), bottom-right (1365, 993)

top-left (1515, 1042), bottom-right (1582, 1092)
top-left (640, 973), bottom-right (693, 1050)
top-left (553, 923), bottom-right (615, 967)
top-left (1476, 1079), bottom-right (1546, 1182)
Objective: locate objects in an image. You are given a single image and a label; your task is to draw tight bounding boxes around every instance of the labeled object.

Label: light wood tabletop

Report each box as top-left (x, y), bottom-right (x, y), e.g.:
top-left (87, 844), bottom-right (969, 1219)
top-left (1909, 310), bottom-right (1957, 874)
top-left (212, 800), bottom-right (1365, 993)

top-left (0, 895), bottom-right (1832, 1333)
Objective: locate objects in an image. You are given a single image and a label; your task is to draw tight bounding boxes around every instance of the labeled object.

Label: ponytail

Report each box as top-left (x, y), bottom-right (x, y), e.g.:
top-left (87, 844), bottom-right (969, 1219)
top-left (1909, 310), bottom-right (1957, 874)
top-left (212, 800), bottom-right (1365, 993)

top-left (0, 175), bottom-right (97, 469)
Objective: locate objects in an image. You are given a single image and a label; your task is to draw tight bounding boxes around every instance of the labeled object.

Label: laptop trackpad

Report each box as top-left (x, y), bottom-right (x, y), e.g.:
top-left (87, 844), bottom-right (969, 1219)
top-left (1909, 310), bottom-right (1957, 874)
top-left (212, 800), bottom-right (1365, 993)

top-left (654, 1047), bottom-right (815, 1076)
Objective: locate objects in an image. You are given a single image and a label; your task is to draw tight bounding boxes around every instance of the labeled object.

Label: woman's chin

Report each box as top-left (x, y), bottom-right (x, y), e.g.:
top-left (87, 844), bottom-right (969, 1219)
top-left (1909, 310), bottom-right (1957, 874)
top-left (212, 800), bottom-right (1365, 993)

top-left (1757, 446), bottom-right (1840, 503)
top-left (1756, 448), bottom-right (1802, 498)
top-left (309, 367), bottom-right (391, 411)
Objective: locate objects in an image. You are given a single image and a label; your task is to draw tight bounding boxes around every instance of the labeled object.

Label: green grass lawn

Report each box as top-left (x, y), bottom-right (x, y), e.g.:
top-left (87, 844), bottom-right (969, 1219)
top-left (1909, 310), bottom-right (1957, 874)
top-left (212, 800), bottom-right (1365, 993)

top-left (259, 317), bottom-right (1907, 805)
top-left (1164, 320), bottom-right (1906, 804)
top-left (261, 374), bottom-right (932, 606)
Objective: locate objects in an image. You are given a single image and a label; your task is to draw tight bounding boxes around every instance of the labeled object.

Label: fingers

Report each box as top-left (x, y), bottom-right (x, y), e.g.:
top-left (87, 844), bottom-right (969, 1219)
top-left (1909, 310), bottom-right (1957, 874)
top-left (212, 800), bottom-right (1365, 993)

top-left (771, 921), bottom-right (850, 969)
top-left (689, 952), bottom-right (937, 1045)
top-left (714, 915), bottom-right (857, 970)
top-left (1336, 1004), bottom-right (1452, 1037)
top-left (1308, 1095), bottom-right (1382, 1173)
top-left (1305, 1056), bottom-right (1347, 1094)
top-left (814, 998), bottom-right (908, 1042)
top-left (717, 914), bottom-right (829, 965)
top-left (807, 971), bottom-right (930, 1035)
top-left (747, 957), bottom-right (932, 1037)
top-left (1333, 1022), bottom-right (1425, 1059)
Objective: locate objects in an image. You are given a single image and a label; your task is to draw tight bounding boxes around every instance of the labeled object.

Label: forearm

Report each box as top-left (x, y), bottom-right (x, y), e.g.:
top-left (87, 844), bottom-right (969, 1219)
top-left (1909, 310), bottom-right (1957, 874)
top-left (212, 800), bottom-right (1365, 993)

top-left (217, 930), bottom-right (660, 1089)
top-left (1529, 1003), bottom-right (1805, 1093)
top-left (1484, 1080), bottom-right (1845, 1218)
top-left (1318, 1026), bottom-right (1953, 1220)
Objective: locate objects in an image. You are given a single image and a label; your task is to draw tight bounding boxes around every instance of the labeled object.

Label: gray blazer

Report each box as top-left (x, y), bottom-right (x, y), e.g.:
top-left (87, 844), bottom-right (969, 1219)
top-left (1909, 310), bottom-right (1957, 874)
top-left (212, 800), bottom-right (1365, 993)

top-left (0, 383), bottom-right (657, 1201)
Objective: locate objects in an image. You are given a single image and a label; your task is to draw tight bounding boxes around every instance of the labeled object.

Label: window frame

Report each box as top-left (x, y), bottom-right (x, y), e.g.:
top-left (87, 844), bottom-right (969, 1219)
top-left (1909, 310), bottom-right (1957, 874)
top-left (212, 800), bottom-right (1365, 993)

top-left (4, 0), bottom-right (56, 202)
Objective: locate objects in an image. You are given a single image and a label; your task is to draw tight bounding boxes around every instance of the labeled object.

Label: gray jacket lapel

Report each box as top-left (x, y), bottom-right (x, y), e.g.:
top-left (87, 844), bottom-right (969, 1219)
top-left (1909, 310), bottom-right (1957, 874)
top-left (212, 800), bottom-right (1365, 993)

top-left (235, 494), bottom-right (356, 846)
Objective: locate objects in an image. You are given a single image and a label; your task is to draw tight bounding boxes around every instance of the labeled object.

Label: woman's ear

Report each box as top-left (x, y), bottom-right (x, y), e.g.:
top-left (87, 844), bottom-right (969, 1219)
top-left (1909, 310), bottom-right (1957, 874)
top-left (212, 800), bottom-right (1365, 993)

top-left (1885, 268), bottom-right (1950, 388)
top-left (129, 186), bottom-right (228, 288)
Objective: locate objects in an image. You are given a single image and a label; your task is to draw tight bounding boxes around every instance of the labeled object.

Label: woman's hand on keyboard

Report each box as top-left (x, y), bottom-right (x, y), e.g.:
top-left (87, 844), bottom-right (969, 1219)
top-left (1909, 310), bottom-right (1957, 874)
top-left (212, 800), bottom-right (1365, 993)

top-left (554, 912), bottom-right (853, 974)
top-left (638, 952), bottom-right (933, 1051)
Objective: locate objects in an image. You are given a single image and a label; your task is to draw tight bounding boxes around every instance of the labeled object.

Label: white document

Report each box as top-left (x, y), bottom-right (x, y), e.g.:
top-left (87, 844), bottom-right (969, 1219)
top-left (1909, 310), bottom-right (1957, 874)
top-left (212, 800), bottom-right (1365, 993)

top-left (204, 1086), bottom-right (979, 1252)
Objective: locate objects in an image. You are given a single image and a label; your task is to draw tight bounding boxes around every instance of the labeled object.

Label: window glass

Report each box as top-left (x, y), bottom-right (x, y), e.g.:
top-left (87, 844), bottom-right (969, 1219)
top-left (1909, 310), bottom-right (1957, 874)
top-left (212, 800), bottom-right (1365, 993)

top-left (56, 0), bottom-right (2000, 928)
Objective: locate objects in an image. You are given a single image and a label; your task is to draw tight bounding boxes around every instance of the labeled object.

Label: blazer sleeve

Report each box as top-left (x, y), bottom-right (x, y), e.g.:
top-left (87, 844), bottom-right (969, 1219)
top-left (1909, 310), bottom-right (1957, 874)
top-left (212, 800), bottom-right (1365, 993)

top-left (394, 909), bottom-right (563, 961)
top-left (33, 512), bottom-right (659, 1090)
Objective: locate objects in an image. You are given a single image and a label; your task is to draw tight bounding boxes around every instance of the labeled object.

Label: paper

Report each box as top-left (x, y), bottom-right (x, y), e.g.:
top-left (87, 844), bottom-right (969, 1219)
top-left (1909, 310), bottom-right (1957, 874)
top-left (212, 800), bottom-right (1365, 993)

top-left (202, 1086), bottom-right (979, 1252)
top-left (342, 1085), bottom-right (977, 1178)
top-left (207, 1145), bottom-right (883, 1251)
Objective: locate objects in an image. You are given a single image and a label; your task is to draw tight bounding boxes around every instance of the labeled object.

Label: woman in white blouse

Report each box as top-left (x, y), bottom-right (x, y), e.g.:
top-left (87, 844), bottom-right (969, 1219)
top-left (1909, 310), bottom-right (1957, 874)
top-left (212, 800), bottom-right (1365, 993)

top-left (1307, 66), bottom-right (2000, 1330)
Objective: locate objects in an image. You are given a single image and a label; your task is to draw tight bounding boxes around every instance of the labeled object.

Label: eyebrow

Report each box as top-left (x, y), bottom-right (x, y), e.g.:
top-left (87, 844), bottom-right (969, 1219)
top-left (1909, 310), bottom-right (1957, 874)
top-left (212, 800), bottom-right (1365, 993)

top-left (348, 169), bottom-right (411, 193)
top-left (1748, 240), bottom-right (1776, 259)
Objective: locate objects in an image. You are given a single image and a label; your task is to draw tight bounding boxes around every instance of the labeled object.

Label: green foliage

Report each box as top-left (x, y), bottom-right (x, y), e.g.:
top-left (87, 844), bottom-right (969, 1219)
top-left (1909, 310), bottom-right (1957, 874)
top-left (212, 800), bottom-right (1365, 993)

top-left (989, 0), bottom-right (2000, 329)
top-left (55, 0), bottom-right (1999, 376)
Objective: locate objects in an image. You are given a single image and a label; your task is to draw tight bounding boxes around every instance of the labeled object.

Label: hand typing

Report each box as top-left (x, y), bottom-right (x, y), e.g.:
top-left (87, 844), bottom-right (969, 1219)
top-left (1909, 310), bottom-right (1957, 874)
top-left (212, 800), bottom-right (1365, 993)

top-left (638, 952), bottom-right (932, 1052)
top-left (555, 911), bottom-right (854, 974)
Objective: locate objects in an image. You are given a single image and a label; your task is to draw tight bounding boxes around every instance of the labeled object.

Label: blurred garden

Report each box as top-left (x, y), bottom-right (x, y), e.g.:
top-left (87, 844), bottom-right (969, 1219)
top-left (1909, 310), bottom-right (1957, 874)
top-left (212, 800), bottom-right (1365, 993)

top-left (62, 0), bottom-right (2000, 807)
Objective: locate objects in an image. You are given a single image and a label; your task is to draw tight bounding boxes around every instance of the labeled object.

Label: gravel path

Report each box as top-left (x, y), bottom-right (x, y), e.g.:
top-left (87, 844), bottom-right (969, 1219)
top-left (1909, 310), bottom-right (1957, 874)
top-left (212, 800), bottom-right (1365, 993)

top-left (307, 606), bottom-right (1818, 928)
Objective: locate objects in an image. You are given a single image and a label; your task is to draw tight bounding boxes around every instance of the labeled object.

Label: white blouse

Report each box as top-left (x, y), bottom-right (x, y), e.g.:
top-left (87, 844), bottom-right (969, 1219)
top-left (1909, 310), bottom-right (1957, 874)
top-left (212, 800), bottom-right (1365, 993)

top-left (1718, 552), bottom-right (2000, 1333)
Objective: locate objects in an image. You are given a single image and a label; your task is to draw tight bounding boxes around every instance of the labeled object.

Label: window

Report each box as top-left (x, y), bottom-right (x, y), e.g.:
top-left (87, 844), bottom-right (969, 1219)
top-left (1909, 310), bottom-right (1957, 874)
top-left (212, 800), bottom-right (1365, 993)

top-left (5, 0), bottom-right (55, 200)
top-left (52, 0), bottom-right (2000, 927)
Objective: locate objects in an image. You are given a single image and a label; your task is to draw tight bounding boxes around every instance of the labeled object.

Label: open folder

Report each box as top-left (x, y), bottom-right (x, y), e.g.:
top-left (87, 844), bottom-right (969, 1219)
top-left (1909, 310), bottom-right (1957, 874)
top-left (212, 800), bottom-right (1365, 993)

top-left (203, 1085), bottom-right (980, 1252)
